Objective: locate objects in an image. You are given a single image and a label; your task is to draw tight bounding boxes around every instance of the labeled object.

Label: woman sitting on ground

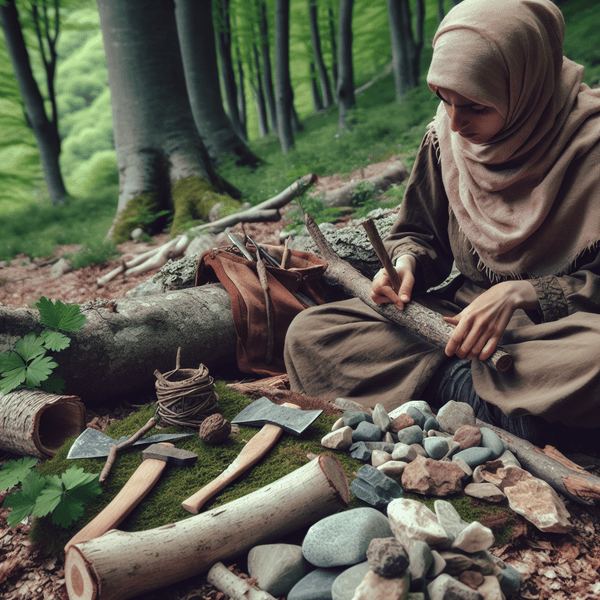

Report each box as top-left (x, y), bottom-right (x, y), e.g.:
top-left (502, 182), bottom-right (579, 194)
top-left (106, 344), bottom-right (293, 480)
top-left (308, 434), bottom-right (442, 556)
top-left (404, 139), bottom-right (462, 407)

top-left (284, 0), bottom-right (600, 446)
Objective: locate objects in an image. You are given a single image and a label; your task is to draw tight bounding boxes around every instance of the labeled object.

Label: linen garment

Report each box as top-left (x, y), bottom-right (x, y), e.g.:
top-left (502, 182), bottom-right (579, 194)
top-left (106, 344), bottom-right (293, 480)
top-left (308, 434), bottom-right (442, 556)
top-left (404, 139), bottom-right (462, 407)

top-left (284, 133), bottom-right (600, 429)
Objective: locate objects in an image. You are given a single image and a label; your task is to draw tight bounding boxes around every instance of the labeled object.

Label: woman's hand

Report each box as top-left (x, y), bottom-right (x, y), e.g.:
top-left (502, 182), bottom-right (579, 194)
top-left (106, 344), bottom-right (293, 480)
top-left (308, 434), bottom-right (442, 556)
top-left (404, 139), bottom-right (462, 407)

top-left (443, 280), bottom-right (538, 361)
top-left (370, 255), bottom-right (417, 310)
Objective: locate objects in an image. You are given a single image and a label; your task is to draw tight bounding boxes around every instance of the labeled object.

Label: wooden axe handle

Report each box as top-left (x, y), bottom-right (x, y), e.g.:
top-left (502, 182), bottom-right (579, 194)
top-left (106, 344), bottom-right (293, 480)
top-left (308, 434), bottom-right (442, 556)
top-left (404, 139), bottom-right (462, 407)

top-left (64, 442), bottom-right (173, 552)
top-left (182, 403), bottom-right (301, 515)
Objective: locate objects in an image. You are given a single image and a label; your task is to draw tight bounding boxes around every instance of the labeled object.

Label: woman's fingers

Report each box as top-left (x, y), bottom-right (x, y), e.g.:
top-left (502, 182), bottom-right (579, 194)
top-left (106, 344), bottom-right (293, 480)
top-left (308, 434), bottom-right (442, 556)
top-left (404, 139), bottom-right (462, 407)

top-left (370, 258), bottom-right (415, 309)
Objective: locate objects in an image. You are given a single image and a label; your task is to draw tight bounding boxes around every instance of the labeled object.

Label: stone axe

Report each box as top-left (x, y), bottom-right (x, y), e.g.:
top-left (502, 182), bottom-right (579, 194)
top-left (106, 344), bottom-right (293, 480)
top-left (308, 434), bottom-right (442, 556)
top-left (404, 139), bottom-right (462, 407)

top-left (181, 399), bottom-right (322, 514)
top-left (65, 443), bottom-right (197, 552)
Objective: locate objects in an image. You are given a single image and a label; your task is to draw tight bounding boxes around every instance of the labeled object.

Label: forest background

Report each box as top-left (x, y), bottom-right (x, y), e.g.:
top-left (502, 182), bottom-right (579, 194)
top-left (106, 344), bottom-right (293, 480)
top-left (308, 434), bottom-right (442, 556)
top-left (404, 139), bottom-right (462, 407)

top-left (0, 0), bottom-right (598, 266)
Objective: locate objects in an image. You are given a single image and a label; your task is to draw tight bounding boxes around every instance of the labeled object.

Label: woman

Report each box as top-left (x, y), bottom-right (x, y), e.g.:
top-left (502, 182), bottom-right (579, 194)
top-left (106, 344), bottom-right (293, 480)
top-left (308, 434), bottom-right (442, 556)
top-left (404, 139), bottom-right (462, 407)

top-left (284, 0), bottom-right (600, 445)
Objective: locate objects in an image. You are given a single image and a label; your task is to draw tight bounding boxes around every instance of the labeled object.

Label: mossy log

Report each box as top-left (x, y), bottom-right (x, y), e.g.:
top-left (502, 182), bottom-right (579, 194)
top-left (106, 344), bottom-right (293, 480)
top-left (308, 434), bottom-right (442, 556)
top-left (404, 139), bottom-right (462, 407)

top-left (65, 454), bottom-right (350, 600)
top-left (0, 285), bottom-right (237, 406)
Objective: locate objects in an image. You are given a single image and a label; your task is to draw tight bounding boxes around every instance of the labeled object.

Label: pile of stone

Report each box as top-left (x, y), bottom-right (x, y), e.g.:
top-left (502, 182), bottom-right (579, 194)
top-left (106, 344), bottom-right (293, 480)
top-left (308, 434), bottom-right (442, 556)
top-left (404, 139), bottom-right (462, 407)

top-left (245, 502), bottom-right (521, 600)
top-left (321, 399), bottom-right (573, 534)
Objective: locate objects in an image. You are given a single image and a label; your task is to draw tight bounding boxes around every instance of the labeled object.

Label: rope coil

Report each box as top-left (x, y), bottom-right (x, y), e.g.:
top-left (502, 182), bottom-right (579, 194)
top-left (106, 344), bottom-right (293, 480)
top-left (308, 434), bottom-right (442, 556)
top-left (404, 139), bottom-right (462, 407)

top-left (154, 348), bottom-right (220, 428)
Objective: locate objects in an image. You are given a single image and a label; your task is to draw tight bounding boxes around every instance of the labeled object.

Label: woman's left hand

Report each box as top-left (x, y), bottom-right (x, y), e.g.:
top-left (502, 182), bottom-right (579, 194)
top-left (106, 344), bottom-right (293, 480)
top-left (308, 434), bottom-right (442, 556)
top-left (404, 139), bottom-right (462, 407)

top-left (443, 280), bottom-right (539, 361)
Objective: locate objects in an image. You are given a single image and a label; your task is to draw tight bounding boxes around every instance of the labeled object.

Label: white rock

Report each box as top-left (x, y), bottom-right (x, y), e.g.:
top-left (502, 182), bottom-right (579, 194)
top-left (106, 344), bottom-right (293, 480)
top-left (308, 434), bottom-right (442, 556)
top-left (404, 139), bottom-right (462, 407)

top-left (464, 482), bottom-right (506, 503)
top-left (391, 443), bottom-right (418, 463)
top-left (372, 403), bottom-right (393, 432)
top-left (387, 499), bottom-right (449, 550)
top-left (371, 450), bottom-right (393, 468)
top-left (321, 426), bottom-right (353, 450)
top-left (377, 460), bottom-right (408, 481)
top-left (331, 417), bottom-right (346, 432)
top-left (477, 575), bottom-right (505, 600)
top-left (389, 401), bottom-right (433, 420)
top-left (452, 521), bottom-right (495, 553)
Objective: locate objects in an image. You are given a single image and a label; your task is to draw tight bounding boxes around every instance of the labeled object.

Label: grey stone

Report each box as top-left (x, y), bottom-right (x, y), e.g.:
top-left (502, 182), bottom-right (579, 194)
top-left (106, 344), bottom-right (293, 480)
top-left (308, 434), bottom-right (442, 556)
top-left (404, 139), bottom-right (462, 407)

top-left (423, 436), bottom-right (449, 460)
top-left (434, 500), bottom-right (468, 546)
top-left (444, 439), bottom-right (462, 459)
top-left (497, 449), bottom-right (521, 468)
top-left (427, 573), bottom-right (484, 600)
top-left (366, 537), bottom-right (409, 577)
top-left (436, 400), bottom-right (477, 434)
top-left (479, 427), bottom-right (505, 460)
top-left (396, 425), bottom-right (424, 445)
top-left (407, 540), bottom-right (433, 589)
top-left (349, 442), bottom-right (371, 462)
top-left (353, 441), bottom-right (396, 452)
top-left (352, 421), bottom-right (384, 442)
top-left (371, 450), bottom-right (393, 468)
top-left (428, 550), bottom-right (447, 578)
top-left (389, 401), bottom-right (433, 420)
top-left (247, 543), bottom-right (310, 597)
top-left (343, 410), bottom-right (373, 428)
top-left (50, 257), bottom-right (72, 278)
top-left (377, 460), bottom-right (408, 481)
top-left (498, 562), bottom-right (522, 596)
top-left (439, 551), bottom-right (475, 575)
top-left (372, 403), bottom-right (393, 432)
top-left (405, 406), bottom-right (427, 428)
top-left (424, 416), bottom-right (440, 432)
top-left (464, 482), bottom-right (506, 503)
top-left (288, 567), bottom-right (346, 600)
top-left (454, 446), bottom-right (495, 469)
top-left (387, 498), bottom-right (449, 549)
top-left (302, 507), bottom-right (393, 568)
top-left (392, 443), bottom-right (418, 463)
top-left (331, 562), bottom-right (371, 600)
top-left (350, 465), bottom-right (403, 510)
top-left (411, 443), bottom-right (428, 458)
top-left (383, 431), bottom-right (396, 444)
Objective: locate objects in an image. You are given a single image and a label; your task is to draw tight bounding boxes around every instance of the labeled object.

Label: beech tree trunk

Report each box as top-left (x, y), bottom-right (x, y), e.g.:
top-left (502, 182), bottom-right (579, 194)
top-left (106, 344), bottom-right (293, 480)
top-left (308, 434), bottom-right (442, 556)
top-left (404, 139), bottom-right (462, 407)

top-left (0, 286), bottom-right (237, 406)
top-left (308, 0), bottom-right (334, 108)
top-left (175, 0), bottom-right (262, 168)
top-left (258, 0), bottom-right (278, 133)
top-left (65, 454), bottom-right (350, 600)
top-left (275, 0), bottom-right (294, 153)
top-left (310, 62), bottom-right (325, 112)
top-left (216, 0), bottom-right (245, 140)
top-left (387, 0), bottom-right (424, 101)
top-left (252, 43), bottom-right (270, 137)
top-left (0, 0), bottom-right (68, 206)
top-left (336, 0), bottom-right (355, 129)
top-left (328, 6), bottom-right (339, 91)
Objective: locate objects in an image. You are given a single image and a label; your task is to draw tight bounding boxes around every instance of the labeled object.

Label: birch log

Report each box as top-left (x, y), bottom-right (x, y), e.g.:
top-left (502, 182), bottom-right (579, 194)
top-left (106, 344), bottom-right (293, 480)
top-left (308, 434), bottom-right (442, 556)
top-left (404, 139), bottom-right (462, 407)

top-left (65, 454), bottom-right (349, 600)
top-left (305, 214), bottom-right (513, 372)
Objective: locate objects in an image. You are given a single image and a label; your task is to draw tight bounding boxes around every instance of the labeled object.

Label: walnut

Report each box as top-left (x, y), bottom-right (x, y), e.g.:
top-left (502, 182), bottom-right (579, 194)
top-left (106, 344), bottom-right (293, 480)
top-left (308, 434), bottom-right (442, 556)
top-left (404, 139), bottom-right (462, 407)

top-left (199, 413), bottom-right (231, 444)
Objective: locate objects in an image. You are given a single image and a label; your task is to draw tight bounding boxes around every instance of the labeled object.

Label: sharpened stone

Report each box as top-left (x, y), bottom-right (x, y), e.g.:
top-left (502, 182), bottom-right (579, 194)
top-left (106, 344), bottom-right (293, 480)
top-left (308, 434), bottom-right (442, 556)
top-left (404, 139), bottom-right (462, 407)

top-left (372, 403), bottom-right (393, 432)
top-left (349, 442), bottom-right (371, 462)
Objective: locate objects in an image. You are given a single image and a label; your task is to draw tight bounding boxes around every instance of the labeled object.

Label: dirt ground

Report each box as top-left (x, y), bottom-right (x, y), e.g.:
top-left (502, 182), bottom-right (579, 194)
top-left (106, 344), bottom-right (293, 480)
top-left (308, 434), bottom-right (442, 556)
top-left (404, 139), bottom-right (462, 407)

top-left (1, 163), bottom-right (600, 599)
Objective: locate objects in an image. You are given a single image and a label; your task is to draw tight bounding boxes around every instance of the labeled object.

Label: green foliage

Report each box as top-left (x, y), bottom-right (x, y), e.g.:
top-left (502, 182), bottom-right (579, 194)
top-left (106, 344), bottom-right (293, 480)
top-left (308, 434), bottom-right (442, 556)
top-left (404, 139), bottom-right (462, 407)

top-left (0, 297), bottom-right (87, 394)
top-left (285, 194), bottom-right (341, 234)
top-left (0, 459), bottom-right (101, 529)
top-left (64, 239), bottom-right (120, 269)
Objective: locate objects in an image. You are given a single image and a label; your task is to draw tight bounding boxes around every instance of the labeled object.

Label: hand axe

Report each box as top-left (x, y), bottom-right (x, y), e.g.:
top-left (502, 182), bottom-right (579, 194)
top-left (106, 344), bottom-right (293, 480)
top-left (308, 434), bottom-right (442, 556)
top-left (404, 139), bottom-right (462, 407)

top-left (182, 402), bottom-right (303, 514)
top-left (65, 443), bottom-right (197, 552)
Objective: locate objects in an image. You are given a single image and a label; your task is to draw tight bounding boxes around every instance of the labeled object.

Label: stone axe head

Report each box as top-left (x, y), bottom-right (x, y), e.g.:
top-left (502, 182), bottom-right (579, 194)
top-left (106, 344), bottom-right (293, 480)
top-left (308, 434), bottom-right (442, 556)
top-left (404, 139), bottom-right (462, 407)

top-left (141, 443), bottom-right (198, 467)
top-left (231, 396), bottom-right (322, 436)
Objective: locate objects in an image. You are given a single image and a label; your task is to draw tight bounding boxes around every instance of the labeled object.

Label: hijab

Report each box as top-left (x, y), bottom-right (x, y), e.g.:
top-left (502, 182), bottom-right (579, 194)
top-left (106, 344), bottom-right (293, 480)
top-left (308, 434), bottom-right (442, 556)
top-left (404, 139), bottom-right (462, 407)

top-left (426, 0), bottom-right (600, 278)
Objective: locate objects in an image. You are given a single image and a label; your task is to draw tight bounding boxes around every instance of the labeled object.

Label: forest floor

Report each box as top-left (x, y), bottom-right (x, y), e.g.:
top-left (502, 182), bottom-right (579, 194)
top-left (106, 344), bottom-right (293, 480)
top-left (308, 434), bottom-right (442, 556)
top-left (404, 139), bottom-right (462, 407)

top-left (1, 161), bottom-right (600, 599)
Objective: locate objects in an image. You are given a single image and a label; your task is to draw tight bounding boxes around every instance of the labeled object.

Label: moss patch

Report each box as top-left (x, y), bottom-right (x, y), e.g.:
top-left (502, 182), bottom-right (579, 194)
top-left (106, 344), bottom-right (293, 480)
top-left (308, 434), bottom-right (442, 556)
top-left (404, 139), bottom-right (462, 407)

top-left (110, 192), bottom-right (167, 243)
top-left (30, 382), bottom-right (362, 558)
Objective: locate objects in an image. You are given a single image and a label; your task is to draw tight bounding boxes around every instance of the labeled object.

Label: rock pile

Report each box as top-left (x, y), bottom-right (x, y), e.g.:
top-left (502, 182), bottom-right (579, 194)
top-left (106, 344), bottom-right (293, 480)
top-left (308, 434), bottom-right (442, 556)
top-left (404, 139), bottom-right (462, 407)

top-left (245, 502), bottom-right (521, 600)
top-left (321, 399), bottom-right (573, 534)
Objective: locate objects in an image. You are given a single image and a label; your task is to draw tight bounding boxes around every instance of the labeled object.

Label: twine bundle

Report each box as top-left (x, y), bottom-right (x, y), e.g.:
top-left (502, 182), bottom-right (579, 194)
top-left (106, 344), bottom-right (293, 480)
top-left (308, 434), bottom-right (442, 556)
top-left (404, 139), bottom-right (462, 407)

top-left (154, 348), bottom-right (219, 428)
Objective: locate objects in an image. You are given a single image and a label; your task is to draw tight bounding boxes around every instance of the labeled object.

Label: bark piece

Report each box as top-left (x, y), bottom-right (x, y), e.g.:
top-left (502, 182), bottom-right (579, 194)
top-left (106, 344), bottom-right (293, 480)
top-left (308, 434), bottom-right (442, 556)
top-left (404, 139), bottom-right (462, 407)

top-left (65, 454), bottom-right (350, 600)
top-left (207, 562), bottom-right (276, 600)
top-left (0, 390), bottom-right (85, 458)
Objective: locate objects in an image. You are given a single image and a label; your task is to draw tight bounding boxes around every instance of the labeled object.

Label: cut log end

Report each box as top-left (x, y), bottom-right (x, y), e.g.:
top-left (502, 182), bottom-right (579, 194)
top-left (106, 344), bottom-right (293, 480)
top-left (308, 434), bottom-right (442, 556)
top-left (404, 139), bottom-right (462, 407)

top-left (65, 546), bottom-right (100, 600)
top-left (492, 352), bottom-right (513, 372)
top-left (319, 453), bottom-right (350, 507)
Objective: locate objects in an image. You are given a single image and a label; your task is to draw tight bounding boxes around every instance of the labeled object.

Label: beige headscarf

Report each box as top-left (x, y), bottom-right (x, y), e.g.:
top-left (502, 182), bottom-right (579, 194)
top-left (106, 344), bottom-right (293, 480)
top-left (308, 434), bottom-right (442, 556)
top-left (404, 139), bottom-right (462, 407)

top-left (427, 0), bottom-right (600, 278)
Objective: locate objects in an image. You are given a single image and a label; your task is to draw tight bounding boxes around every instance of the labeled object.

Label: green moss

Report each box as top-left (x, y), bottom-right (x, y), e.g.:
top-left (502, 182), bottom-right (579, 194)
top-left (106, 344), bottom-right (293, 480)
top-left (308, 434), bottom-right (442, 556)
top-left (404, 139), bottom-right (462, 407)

top-left (170, 176), bottom-right (242, 235)
top-left (30, 382), bottom-right (362, 558)
top-left (110, 192), bottom-right (165, 243)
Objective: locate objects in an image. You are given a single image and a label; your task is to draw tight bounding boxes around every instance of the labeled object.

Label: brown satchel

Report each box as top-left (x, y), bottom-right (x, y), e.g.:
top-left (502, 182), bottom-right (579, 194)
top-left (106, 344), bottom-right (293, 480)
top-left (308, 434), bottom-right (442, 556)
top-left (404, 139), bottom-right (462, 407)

top-left (195, 242), bottom-right (328, 377)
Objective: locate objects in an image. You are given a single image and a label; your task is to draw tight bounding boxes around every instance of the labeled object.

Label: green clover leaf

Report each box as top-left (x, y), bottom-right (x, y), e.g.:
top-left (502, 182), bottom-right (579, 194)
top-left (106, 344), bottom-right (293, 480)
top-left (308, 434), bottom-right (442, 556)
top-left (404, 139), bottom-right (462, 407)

top-left (36, 297), bottom-right (88, 332)
top-left (39, 329), bottom-right (71, 352)
top-left (4, 471), bottom-right (47, 527)
top-left (0, 458), bottom-right (39, 491)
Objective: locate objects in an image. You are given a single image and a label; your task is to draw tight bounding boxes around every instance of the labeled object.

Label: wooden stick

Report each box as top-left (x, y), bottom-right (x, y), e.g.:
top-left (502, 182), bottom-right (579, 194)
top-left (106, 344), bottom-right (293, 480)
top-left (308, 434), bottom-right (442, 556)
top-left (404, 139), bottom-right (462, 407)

top-left (99, 416), bottom-right (157, 483)
top-left (305, 214), bottom-right (512, 372)
top-left (207, 562), bottom-right (277, 600)
top-left (362, 218), bottom-right (401, 292)
top-left (475, 419), bottom-right (600, 506)
top-left (65, 454), bottom-right (349, 600)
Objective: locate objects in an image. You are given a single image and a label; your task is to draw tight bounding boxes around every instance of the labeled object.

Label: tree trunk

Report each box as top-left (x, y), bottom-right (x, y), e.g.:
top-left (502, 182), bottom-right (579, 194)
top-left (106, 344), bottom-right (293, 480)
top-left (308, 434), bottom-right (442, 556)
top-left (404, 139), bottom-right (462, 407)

top-left (215, 0), bottom-right (245, 140)
top-left (258, 0), bottom-right (278, 133)
top-left (0, 0), bottom-right (68, 206)
top-left (308, 0), bottom-right (334, 108)
top-left (0, 285), bottom-right (237, 406)
top-left (274, 0), bottom-right (294, 153)
top-left (236, 48), bottom-right (248, 139)
top-left (252, 43), bottom-right (270, 137)
top-left (387, 0), bottom-right (424, 101)
top-left (336, 0), bottom-right (355, 129)
top-left (65, 454), bottom-right (349, 600)
top-left (97, 0), bottom-right (240, 243)
top-left (310, 62), bottom-right (325, 112)
top-left (175, 0), bottom-right (262, 168)
top-left (328, 6), bottom-right (339, 94)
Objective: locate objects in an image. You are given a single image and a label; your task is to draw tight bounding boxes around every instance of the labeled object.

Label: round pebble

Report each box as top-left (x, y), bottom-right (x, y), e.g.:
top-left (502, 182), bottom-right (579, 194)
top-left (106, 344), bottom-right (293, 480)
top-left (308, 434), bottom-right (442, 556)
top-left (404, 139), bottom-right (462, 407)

top-left (423, 436), bottom-right (449, 460)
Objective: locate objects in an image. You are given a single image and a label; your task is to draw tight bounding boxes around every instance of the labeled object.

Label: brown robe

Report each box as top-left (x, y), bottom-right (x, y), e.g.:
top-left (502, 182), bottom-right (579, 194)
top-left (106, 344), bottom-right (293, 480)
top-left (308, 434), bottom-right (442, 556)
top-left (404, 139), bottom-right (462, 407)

top-left (284, 133), bottom-right (600, 429)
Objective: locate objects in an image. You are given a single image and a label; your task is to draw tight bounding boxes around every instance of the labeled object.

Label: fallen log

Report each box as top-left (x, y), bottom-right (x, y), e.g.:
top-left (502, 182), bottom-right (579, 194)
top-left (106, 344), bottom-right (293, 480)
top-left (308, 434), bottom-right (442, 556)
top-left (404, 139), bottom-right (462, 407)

top-left (65, 453), bottom-right (349, 600)
top-left (0, 285), bottom-right (237, 406)
top-left (476, 419), bottom-right (600, 506)
top-left (304, 214), bottom-right (512, 372)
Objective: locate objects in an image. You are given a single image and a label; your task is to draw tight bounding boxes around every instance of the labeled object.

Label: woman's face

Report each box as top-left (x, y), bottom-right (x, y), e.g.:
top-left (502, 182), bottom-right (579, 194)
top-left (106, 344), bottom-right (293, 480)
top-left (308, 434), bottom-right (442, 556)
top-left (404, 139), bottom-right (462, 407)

top-left (436, 87), bottom-right (506, 144)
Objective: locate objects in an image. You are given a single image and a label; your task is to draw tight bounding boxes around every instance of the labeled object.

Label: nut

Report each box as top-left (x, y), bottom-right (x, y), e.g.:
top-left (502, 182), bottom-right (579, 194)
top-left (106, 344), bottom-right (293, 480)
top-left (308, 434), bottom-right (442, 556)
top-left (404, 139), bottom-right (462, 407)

top-left (199, 413), bottom-right (231, 444)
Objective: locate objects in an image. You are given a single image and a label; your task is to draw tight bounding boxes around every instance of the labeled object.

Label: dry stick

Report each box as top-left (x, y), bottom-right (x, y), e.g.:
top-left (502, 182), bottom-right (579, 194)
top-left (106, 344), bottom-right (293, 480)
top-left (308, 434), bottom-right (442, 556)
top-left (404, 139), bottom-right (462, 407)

top-left (207, 562), bottom-right (277, 600)
top-left (305, 214), bottom-right (512, 373)
top-left (362, 218), bottom-right (401, 292)
top-left (256, 254), bottom-right (275, 364)
top-left (99, 416), bottom-right (158, 483)
top-left (280, 236), bottom-right (291, 269)
top-left (475, 419), bottom-right (600, 506)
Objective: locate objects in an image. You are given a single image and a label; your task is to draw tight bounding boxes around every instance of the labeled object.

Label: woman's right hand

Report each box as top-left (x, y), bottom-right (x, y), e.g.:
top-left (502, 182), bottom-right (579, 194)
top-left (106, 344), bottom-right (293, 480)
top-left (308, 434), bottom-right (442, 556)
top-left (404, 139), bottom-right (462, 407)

top-left (370, 254), bottom-right (416, 310)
